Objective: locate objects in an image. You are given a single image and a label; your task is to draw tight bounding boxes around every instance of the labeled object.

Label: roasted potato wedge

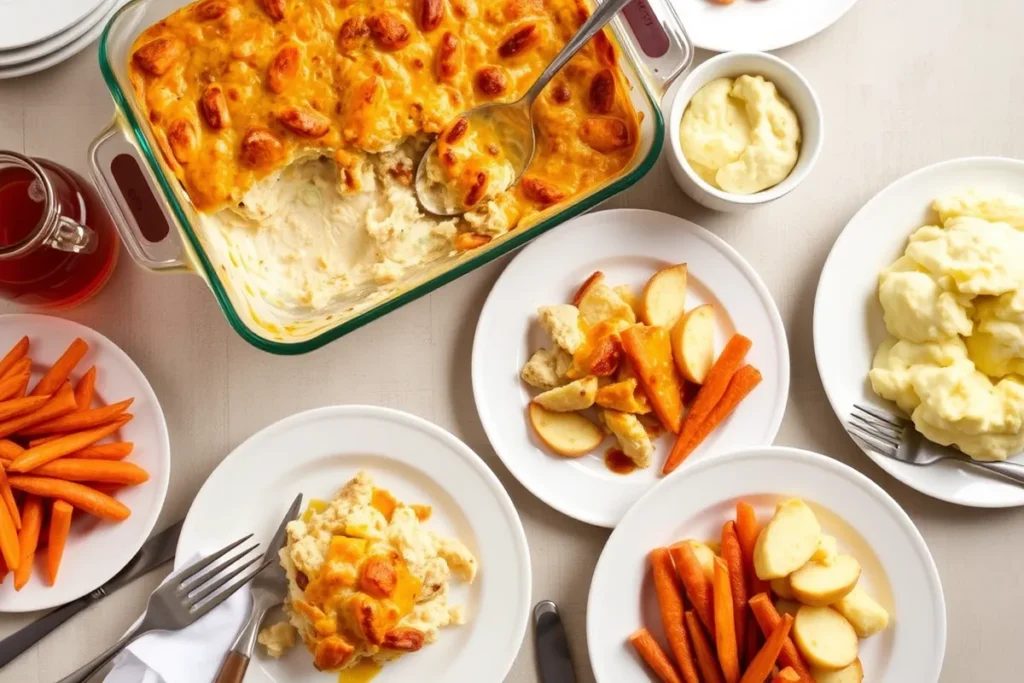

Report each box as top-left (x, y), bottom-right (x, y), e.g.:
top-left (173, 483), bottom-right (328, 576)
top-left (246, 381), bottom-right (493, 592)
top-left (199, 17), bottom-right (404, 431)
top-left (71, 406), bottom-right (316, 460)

top-left (832, 585), bottom-right (889, 638)
top-left (793, 606), bottom-right (858, 671)
top-left (754, 499), bottom-right (822, 580)
top-left (528, 403), bottom-right (603, 457)
top-left (790, 554), bottom-right (861, 607)
top-left (671, 304), bottom-right (715, 384)
top-left (533, 376), bottom-right (598, 412)
top-left (640, 264), bottom-right (688, 328)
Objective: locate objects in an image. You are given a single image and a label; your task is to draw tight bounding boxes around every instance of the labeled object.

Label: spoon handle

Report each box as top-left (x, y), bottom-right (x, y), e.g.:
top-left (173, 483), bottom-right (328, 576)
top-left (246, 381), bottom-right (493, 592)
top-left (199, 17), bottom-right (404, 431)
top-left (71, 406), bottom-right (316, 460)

top-left (525, 0), bottom-right (636, 103)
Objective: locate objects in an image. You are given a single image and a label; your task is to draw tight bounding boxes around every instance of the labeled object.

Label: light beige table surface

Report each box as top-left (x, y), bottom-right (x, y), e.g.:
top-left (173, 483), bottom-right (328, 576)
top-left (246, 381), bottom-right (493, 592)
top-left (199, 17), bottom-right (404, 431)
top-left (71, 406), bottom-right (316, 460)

top-left (1, 0), bottom-right (1023, 681)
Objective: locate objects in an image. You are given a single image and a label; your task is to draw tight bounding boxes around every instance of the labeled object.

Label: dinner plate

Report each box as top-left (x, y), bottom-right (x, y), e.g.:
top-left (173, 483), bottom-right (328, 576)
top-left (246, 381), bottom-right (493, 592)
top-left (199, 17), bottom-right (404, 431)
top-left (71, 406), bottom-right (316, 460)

top-left (176, 405), bottom-right (531, 683)
top-left (0, 0), bottom-right (116, 68)
top-left (814, 157), bottom-right (1024, 508)
top-left (587, 446), bottom-right (946, 683)
top-left (473, 209), bottom-right (789, 527)
top-left (0, 0), bottom-right (104, 51)
top-left (671, 0), bottom-right (859, 52)
top-left (0, 314), bottom-right (170, 612)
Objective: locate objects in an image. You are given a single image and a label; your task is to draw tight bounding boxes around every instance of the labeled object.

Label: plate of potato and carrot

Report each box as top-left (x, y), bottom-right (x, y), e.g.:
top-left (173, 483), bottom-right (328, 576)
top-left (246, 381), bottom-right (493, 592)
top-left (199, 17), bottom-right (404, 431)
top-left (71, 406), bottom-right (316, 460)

top-left (587, 446), bottom-right (946, 682)
top-left (0, 314), bottom-right (169, 612)
top-left (473, 209), bottom-right (789, 526)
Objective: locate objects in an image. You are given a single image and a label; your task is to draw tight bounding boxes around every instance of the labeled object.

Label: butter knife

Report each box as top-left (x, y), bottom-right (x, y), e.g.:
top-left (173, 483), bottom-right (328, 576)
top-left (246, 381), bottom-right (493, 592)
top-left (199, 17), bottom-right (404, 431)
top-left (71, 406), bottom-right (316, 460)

top-left (534, 600), bottom-right (577, 683)
top-left (0, 520), bottom-right (182, 669)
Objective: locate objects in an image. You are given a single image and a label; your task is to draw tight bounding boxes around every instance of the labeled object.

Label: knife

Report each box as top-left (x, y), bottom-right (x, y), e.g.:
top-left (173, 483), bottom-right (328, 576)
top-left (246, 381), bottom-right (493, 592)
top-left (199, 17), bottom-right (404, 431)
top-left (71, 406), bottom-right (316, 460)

top-left (0, 520), bottom-right (182, 669)
top-left (214, 493), bottom-right (303, 683)
top-left (534, 600), bottom-right (577, 683)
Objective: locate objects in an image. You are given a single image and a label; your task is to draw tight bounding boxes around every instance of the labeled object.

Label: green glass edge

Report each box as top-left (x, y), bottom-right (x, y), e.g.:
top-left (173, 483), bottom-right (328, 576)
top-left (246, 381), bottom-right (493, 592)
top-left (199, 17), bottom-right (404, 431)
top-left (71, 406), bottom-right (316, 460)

top-left (98, 7), bottom-right (665, 355)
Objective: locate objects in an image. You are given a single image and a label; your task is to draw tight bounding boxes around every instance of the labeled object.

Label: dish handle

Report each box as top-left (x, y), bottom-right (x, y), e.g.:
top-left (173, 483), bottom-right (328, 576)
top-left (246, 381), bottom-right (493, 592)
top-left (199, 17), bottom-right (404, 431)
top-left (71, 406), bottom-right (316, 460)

top-left (614, 0), bottom-right (694, 95)
top-left (88, 121), bottom-right (188, 271)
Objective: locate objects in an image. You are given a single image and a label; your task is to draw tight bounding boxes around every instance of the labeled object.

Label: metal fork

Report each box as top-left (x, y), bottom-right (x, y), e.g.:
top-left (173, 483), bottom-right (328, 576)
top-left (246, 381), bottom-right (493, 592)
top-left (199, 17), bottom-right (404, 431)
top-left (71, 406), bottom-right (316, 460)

top-left (56, 535), bottom-right (270, 683)
top-left (847, 403), bottom-right (1024, 486)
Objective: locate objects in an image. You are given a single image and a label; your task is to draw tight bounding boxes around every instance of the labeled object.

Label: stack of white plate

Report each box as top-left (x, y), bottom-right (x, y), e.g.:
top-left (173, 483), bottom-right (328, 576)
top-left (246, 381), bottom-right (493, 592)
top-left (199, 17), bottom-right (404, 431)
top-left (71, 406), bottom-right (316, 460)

top-left (0, 0), bottom-right (129, 80)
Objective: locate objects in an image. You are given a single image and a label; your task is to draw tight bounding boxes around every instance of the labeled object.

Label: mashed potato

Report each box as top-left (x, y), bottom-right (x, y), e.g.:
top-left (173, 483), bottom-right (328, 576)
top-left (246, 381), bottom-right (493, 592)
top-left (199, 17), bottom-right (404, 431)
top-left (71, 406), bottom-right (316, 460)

top-left (870, 191), bottom-right (1024, 460)
top-left (679, 75), bottom-right (801, 194)
top-left (257, 472), bottom-right (477, 673)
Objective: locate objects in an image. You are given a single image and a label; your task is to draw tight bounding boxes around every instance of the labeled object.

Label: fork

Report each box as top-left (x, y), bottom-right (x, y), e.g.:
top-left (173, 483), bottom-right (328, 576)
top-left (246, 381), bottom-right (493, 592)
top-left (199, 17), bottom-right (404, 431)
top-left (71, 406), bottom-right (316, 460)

top-left (847, 403), bottom-right (1024, 486)
top-left (56, 534), bottom-right (270, 683)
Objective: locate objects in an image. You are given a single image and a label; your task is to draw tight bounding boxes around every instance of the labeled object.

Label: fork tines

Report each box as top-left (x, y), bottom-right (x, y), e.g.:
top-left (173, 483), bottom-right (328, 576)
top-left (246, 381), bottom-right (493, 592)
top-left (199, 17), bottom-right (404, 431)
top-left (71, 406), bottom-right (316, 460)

top-left (175, 535), bottom-right (270, 618)
top-left (847, 404), bottom-right (905, 458)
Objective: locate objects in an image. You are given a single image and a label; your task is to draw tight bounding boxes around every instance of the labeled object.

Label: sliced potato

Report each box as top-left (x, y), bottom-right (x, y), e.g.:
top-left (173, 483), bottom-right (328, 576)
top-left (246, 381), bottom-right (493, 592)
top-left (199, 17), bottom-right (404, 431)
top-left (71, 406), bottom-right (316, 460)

top-left (793, 606), bottom-right (858, 671)
top-left (577, 281), bottom-right (635, 327)
top-left (754, 499), bottom-right (822, 580)
top-left (790, 555), bottom-right (861, 607)
top-left (571, 271), bottom-right (604, 307)
top-left (771, 577), bottom-right (795, 599)
top-left (533, 376), bottom-right (599, 412)
top-left (812, 659), bottom-right (864, 683)
top-left (614, 285), bottom-right (642, 319)
top-left (671, 304), bottom-right (715, 384)
top-left (832, 585), bottom-right (889, 638)
top-left (811, 534), bottom-right (839, 566)
top-left (775, 598), bottom-right (802, 619)
top-left (640, 264), bottom-right (688, 328)
top-left (528, 403), bottom-right (603, 457)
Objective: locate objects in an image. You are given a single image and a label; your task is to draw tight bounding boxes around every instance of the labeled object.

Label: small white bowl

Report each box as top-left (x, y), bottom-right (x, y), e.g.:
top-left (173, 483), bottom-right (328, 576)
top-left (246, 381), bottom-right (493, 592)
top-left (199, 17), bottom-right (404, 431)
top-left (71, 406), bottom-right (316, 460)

top-left (665, 51), bottom-right (824, 212)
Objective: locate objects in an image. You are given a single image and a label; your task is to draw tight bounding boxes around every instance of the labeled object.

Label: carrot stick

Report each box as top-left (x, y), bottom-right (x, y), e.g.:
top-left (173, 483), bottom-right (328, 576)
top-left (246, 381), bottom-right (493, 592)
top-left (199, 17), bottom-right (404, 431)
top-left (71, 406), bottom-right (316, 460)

top-left (89, 483), bottom-right (128, 497)
top-left (0, 337), bottom-right (28, 378)
top-left (0, 382), bottom-right (76, 439)
top-left (721, 522), bottom-right (748, 664)
top-left (0, 489), bottom-right (18, 571)
top-left (684, 610), bottom-right (725, 683)
top-left (651, 548), bottom-right (701, 683)
top-left (0, 552), bottom-right (7, 582)
top-left (13, 496), bottom-right (42, 590)
top-left (13, 375), bottom-right (29, 398)
top-left (45, 500), bottom-right (73, 586)
top-left (31, 338), bottom-right (88, 397)
top-left (670, 542), bottom-right (715, 639)
top-left (735, 502), bottom-right (769, 599)
top-left (0, 358), bottom-right (30, 383)
top-left (31, 459), bottom-right (148, 485)
top-left (27, 435), bottom-right (60, 448)
top-left (628, 628), bottom-right (684, 683)
top-left (10, 416), bottom-right (131, 473)
top-left (664, 335), bottom-right (752, 474)
top-left (0, 465), bottom-right (20, 530)
top-left (0, 395), bottom-right (51, 422)
top-left (75, 442), bottom-right (134, 461)
top-left (744, 612), bottom-right (760, 669)
top-left (739, 613), bottom-right (794, 683)
top-left (6, 476), bottom-right (130, 521)
top-left (73, 366), bottom-right (97, 411)
top-left (667, 365), bottom-right (763, 468)
top-left (748, 593), bottom-right (813, 680)
top-left (20, 398), bottom-right (133, 436)
top-left (770, 667), bottom-right (801, 683)
top-left (0, 372), bottom-right (29, 401)
top-left (713, 556), bottom-right (740, 683)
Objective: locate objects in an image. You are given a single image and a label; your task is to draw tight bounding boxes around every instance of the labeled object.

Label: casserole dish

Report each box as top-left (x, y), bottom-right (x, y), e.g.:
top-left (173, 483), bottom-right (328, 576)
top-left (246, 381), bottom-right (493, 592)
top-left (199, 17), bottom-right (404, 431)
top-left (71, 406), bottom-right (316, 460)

top-left (89, 0), bottom-right (692, 354)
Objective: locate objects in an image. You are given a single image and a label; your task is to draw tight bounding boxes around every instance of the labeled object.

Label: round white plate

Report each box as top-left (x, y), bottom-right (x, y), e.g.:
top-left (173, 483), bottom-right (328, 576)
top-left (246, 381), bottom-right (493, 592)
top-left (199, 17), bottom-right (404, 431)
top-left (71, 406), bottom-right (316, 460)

top-left (671, 0), bottom-right (859, 52)
top-left (0, 314), bottom-right (170, 612)
top-left (0, 0), bottom-right (115, 68)
top-left (814, 156), bottom-right (1024, 507)
top-left (473, 209), bottom-right (789, 528)
top-left (587, 446), bottom-right (946, 683)
top-left (0, 0), bottom-right (104, 51)
top-left (176, 405), bottom-right (531, 683)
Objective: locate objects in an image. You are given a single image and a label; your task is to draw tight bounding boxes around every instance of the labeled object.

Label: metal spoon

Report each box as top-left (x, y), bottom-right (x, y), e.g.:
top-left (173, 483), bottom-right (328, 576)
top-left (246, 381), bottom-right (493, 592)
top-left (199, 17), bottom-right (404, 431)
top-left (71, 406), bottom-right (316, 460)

top-left (415, 0), bottom-right (634, 216)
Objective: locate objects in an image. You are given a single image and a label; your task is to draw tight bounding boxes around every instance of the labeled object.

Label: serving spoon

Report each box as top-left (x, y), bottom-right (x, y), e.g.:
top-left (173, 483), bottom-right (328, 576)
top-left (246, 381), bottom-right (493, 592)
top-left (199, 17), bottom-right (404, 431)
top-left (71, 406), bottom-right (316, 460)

top-left (415, 0), bottom-right (634, 216)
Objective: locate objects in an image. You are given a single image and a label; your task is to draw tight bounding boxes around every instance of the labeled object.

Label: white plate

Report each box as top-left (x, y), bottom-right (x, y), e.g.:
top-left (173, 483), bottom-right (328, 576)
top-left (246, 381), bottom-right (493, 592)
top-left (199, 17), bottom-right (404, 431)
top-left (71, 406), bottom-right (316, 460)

top-left (0, 0), bottom-right (116, 68)
top-left (671, 0), bottom-right (859, 52)
top-left (176, 405), bottom-right (531, 683)
top-left (0, 314), bottom-right (170, 612)
top-left (473, 209), bottom-right (789, 527)
top-left (587, 446), bottom-right (946, 683)
top-left (0, 0), bottom-right (104, 51)
top-left (814, 156), bottom-right (1024, 507)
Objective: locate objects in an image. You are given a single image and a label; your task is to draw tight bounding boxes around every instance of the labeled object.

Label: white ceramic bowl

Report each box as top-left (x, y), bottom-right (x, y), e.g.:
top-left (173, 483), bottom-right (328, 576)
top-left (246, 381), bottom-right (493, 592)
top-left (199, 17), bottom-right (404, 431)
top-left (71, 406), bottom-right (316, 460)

top-left (665, 52), bottom-right (824, 212)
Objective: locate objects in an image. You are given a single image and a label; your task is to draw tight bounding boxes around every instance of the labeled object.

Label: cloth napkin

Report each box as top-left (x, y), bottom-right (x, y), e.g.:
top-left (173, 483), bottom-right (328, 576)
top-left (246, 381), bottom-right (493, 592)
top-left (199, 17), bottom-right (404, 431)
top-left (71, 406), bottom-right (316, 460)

top-left (104, 555), bottom-right (253, 683)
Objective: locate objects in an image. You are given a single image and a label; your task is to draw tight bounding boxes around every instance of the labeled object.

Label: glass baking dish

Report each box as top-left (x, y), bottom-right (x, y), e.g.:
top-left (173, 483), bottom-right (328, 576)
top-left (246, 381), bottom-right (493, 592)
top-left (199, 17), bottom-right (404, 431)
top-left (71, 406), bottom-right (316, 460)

top-left (89, 0), bottom-right (692, 354)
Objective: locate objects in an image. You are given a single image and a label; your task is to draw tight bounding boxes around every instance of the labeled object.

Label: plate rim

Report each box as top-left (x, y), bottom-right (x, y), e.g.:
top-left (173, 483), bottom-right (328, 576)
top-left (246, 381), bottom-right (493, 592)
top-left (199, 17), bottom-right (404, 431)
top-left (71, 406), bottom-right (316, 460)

top-left (0, 0), bottom-right (116, 68)
top-left (472, 208), bottom-right (790, 527)
top-left (175, 403), bottom-right (532, 682)
top-left (585, 445), bottom-right (947, 683)
top-left (813, 155), bottom-right (1024, 508)
top-left (0, 0), bottom-right (105, 52)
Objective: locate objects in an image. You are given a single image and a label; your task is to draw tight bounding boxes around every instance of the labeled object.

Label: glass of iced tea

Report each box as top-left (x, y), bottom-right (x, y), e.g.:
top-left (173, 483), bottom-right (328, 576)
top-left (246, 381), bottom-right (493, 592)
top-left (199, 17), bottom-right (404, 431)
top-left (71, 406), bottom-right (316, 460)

top-left (0, 151), bottom-right (119, 308)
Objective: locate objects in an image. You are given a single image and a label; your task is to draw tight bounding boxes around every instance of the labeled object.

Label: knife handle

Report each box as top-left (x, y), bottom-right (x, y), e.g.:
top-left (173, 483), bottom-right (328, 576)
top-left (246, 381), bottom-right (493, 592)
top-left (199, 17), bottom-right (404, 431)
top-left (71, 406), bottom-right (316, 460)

top-left (0, 592), bottom-right (94, 668)
top-left (214, 651), bottom-right (250, 683)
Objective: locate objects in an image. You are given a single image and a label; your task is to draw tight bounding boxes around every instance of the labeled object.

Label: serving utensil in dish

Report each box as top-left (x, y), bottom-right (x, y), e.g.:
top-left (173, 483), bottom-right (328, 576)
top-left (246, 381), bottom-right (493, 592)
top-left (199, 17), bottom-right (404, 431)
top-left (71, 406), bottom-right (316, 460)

top-left (89, 0), bottom-right (693, 355)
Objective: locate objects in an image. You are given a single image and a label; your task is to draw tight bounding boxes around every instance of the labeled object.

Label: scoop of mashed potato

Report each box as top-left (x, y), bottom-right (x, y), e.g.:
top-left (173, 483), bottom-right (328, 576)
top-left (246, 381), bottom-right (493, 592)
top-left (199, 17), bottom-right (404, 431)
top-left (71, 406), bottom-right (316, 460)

top-left (679, 75), bottom-right (800, 195)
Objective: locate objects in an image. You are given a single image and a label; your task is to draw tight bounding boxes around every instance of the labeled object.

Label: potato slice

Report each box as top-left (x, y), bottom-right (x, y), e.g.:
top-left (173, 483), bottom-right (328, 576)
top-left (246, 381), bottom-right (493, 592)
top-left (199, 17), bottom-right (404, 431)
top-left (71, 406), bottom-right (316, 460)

top-left (572, 271), bottom-right (604, 307)
top-left (671, 304), bottom-right (715, 384)
top-left (771, 577), bottom-right (795, 599)
top-left (832, 585), bottom-right (889, 638)
top-left (754, 499), bottom-right (822, 580)
top-left (811, 535), bottom-right (839, 566)
top-left (533, 376), bottom-right (599, 412)
top-left (640, 264), bottom-right (688, 328)
top-left (577, 281), bottom-right (635, 327)
top-left (614, 285), bottom-right (642, 319)
top-left (774, 598), bottom-right (802, 620)
top-left (790, 555), bottom-right (861, 607)
top-left (793, 606), bottom-right (858, 671)
top-left (812, 659), bottom-right (864, 683)
top-left (528, 403), bottom-right (603, 457)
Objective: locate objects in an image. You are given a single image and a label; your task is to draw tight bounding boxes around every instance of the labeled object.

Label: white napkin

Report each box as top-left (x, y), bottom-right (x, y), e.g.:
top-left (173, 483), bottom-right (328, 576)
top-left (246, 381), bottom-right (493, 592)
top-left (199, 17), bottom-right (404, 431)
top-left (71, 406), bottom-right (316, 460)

top-left (104, 554), bottom-right (253, 683)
